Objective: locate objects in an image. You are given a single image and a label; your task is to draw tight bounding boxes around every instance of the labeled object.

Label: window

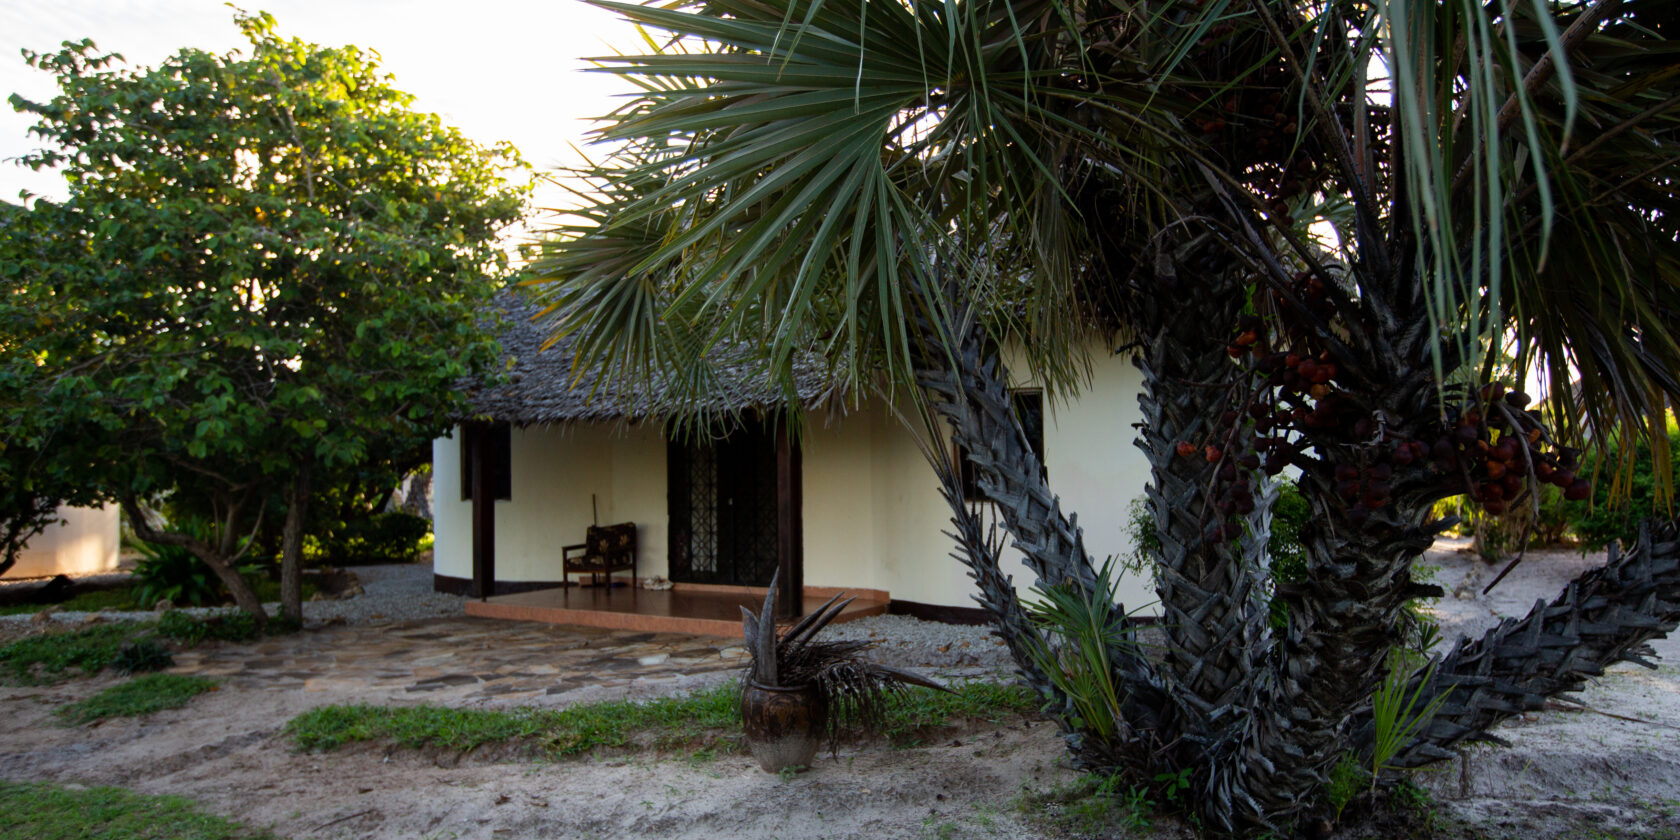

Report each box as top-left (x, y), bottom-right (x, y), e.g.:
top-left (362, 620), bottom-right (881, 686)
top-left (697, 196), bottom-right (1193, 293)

top-left (459, 422), bottom-right (512, 501)
top-left (957, 391), bottom-right (1045, 502)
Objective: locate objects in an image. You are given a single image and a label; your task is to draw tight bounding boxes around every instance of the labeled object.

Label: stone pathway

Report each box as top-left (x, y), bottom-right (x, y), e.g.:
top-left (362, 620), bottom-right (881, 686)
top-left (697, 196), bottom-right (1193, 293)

top-left (163, 617), bottom-right (750, 709)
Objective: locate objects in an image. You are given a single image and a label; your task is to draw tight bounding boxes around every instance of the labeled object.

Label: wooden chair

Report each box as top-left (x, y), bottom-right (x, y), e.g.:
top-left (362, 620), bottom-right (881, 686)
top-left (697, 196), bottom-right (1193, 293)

top-left (562, 522), bottom-right (637, 588)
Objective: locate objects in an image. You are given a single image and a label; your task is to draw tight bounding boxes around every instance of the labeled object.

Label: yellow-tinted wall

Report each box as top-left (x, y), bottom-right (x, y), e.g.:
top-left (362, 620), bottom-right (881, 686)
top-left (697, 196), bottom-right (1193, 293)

top-left (433, 345), bottom-right (1154, 611)
top-left (433, 424), bottom-right (667, 583)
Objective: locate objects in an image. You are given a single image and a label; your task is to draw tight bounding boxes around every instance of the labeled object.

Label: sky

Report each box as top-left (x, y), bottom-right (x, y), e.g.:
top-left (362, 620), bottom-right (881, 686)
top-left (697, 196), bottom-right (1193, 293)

top-left (0, 0), bottom-right (639, 229)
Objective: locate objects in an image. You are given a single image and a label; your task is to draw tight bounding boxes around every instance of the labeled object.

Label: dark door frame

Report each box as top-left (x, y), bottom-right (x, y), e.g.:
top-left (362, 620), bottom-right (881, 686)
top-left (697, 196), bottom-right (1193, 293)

top-left (667, 416), bottom-right (803, 616)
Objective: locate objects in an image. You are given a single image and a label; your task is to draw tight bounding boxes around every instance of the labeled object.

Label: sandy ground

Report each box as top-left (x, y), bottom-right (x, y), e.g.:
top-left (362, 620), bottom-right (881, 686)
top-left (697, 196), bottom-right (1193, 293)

top-left (2, 543), bottom-right (1678, 840)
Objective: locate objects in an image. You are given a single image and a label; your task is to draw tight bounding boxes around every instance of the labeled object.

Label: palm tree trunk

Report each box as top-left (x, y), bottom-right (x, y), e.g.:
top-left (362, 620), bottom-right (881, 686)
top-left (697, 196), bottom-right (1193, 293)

top-left (1126, 230), bottom-right (1288, 828)
top-left (1363, 517), bottom-right (1680, 768)
top-left (910, 286), bottom-right (1170, 769)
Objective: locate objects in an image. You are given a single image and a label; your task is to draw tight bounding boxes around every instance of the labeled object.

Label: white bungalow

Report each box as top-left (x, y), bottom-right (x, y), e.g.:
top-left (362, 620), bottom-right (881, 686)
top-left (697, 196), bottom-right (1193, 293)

top-left (432, 294), bottom-right (1154, 634)
top-left (9, 505), bottom-right (121, 579)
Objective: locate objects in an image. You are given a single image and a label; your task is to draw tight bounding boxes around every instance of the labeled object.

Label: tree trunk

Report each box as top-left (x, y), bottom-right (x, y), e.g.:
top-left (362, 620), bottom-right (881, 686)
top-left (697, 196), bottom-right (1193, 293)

top-left (122, 495), bottom-right (267, 630)
top-left (1366, 517), bottom-right (1680, 768)
top-left (910, 281), bottom-right (1171, 770)
top-left (280, 460), bottom-right (311, 624)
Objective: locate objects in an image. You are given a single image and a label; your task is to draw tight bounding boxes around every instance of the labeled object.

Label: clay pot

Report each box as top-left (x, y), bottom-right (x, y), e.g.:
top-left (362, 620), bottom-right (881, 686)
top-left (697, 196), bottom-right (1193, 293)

top-left (740, 681), bottom-right (828, 772)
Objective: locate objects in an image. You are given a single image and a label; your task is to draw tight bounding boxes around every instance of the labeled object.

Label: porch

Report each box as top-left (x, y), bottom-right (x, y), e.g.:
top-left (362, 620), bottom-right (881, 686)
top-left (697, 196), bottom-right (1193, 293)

top-left (463, 582), bottom-right (890, 637)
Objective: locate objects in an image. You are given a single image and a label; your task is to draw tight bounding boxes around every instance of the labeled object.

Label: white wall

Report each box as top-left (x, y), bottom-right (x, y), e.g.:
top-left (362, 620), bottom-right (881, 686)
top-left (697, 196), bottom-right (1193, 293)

top-left (11, 504), bottom-right (120, 578)
top-left (433, 423), bottom-right (666, 583)
top-left (433, 343), bottom-right (1155, 612)
top-left (793, 345), bottom-right (1155, 612)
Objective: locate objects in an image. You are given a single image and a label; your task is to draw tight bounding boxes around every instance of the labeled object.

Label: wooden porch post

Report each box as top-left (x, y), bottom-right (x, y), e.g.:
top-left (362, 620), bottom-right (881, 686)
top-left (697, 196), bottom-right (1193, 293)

top-left (775, 423), bottom-right (803, 619)
top-left (469, 423), bottom-right (496, 600)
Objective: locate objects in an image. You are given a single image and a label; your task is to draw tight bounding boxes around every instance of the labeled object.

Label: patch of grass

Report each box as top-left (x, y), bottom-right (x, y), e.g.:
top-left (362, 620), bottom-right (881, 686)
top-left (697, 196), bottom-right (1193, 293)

top-left (0, 588), bottom-right (138, 616)
top-left (875, 681), bottom-right (1040, 746)
top-left (287, 679), bottom-right (1039, 760)
top-left (288, 681), bottom-right (742, 757)
top-left (0, 623), bottom-right (152, 684)
top-left (1022, 773), bottom-right (1155, 836)
top-left (56, 673), bottom-right (220, 725)
top-left (0, 779), bottom-right (277, 839)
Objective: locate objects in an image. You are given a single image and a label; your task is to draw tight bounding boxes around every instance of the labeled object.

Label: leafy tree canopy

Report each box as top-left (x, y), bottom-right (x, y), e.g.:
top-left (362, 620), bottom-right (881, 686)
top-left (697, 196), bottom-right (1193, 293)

top-left (0, 11), bottom-right (527, 604)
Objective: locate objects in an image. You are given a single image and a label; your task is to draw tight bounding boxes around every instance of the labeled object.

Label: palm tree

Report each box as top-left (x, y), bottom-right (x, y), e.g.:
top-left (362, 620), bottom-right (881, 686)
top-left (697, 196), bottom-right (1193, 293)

top-left (533, 0), bottom-right (1680, 832)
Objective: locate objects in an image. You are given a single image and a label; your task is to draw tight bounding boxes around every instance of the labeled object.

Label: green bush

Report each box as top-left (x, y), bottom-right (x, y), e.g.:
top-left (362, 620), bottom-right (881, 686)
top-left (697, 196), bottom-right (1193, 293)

top-left (112, 639), bottom-right (174, 675)
top-left (1567, 424), bottom-right (1680, 551)
top-left (130, 520), bottom-right (262, 608)
top-left (154, 610), bottom-right (277, 644)
top-left (313, 510), bottom-right (429, 564)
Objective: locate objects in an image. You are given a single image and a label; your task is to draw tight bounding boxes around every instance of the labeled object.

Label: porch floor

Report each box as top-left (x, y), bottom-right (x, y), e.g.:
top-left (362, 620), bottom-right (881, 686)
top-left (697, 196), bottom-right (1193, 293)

top-left (464, 584), bottom-right (889, 637)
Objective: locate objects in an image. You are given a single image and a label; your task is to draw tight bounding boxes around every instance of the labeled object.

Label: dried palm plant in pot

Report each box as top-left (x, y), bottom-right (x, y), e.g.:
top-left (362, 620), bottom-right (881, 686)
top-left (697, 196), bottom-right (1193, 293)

top-left (738, 571), bottom-right (948, 772)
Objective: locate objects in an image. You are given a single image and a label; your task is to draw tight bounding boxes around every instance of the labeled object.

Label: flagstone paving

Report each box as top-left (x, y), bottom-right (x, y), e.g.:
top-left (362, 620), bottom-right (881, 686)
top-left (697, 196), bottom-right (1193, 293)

top-left (162, 617), bottom-right (750, 708)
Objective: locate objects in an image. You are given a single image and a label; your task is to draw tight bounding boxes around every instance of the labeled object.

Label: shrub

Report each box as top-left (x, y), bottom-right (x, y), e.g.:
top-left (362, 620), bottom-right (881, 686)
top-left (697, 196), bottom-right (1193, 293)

top-left (130, 519), bottom-right (263, 608)
top-left (1568, 424), bottom-right (1680, 551)
top-left (313, 511), bottom-right (430, 564)
top-left (154, 610), bottom-right (277, 644)
top-left (112, 639), bottom-right (174, 675)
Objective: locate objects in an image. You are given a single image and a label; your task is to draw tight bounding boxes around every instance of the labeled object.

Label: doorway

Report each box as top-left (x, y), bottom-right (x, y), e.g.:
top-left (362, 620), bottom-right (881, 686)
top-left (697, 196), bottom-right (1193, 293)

top-left (667, 418), bottom-right (800, 587)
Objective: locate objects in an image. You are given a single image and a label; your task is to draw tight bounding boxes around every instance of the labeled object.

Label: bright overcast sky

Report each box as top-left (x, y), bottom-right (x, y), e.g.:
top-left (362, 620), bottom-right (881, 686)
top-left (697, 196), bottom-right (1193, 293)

top-left (0, 0), bottom-right (639, 232)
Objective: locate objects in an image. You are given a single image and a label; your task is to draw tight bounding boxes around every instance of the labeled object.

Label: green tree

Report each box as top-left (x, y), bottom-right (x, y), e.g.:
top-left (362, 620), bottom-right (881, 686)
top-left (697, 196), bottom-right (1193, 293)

top-left (535, 0), bottom-right (1680, 833)
top-left (1, 11), bottom-right (526, 624)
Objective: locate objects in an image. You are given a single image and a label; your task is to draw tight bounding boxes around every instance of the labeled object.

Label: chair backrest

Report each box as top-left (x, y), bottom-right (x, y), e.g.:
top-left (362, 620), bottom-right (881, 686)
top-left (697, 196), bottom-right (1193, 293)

top-left (586, 522), bottom-right (637, 560)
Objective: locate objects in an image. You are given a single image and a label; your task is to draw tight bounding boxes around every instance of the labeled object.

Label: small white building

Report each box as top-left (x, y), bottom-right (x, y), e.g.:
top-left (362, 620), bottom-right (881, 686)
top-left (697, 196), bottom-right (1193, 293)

top-left (9, 504), bottom-right (121, 579)
top-left (432, 294), bottom-right (1154, 625)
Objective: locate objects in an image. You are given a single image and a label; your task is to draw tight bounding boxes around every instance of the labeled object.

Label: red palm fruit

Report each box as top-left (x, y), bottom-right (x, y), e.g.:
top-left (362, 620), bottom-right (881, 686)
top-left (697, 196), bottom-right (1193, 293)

top-left (1219, 463), bottom-right (1239, 482)
top-left (1309, 384), bottom-right (1332, 399)
top-left (1335, 463), bottom-right (1360, 481)
top-left (1176, 441), bottom-right (1197, 458)
top-left (1505, 391), bottom-right (1531, 409)
top-left (1551, 469), bottom-right (1576, 488)
top-left (1264, 455), bottom-right (1289, 475)
top-left (1455, 425), bottom-right (1479, 445)
top-left (1285, 353), bottom-right (1301, 368)
top-left (1369, 463), bottom-right (1393, 481)
top-left (1483, 499), bottom-right (1508, 515)
top-left (1503, 473), bottom-right (1523, 496)
top-left (1565, 479), bottom-right (1593, 501)
top-left (1235, 330), bottom-right (1259, 346)
top-left (1486, 461), bottom-right (1506, 480)
top-left (1234, 494), bottom-right (1256, 515)
top-left (1297, 359), bottom-right (1320, 381)
top-left (1482, 483), bottom-right (1505, 502)
top-left (1337, 479), bottom-right (1362, 500)
top-left (1491, 440), bottom-right (1516, 462)
top-left (1228, 344), bottom-right (1248, 358)
top-left (1239, 454), bottom-right (1261, 470)
top-left (1392, 445), bottom-right (1415, 467)
top-left (1431, 439), bottom-right (1455, 461)
top-left (1205, 445), bottom-right (1222, 462)
top-left (1248, 403), bottom-right (1270, 419)
top-left (1535, 461), bottom-right (1554, 479)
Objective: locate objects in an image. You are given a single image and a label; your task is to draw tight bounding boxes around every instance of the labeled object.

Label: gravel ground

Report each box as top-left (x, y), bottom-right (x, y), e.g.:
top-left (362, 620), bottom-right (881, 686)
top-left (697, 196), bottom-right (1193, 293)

top-left (0, 564), bottom-right (1022, 675)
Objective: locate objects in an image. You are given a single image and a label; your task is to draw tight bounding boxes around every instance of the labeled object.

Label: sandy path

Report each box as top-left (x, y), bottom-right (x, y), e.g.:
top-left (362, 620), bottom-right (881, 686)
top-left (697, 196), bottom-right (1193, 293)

top-left (2, 541), bottom-right (1678, 839)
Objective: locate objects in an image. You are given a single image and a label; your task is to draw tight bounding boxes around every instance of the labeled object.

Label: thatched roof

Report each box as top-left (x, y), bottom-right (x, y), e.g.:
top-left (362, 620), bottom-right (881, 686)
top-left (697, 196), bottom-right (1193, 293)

top-left (460, 290), bottom-right (836, 425)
